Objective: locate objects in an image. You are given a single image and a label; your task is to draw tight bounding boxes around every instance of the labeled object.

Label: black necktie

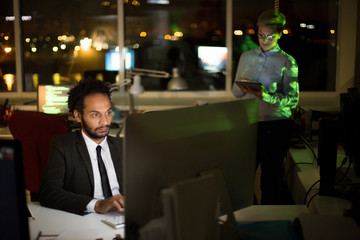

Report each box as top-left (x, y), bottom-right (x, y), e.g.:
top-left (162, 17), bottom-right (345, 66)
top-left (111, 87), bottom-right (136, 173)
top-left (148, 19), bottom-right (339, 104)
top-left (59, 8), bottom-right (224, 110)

top-left (96, 145), bottom-right (112, 199)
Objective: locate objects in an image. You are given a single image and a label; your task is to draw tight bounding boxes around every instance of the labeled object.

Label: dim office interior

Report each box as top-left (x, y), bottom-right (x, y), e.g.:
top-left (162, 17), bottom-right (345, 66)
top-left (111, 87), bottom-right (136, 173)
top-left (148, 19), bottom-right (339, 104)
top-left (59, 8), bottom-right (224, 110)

top-left (1, 0), bottom-right (360, 239)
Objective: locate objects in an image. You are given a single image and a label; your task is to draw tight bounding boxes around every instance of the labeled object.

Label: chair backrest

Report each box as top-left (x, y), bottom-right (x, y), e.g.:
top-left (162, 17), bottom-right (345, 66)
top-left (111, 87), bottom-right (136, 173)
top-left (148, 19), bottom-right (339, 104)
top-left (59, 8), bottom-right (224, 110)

top-left (8, 111), bottom-right (71, 194)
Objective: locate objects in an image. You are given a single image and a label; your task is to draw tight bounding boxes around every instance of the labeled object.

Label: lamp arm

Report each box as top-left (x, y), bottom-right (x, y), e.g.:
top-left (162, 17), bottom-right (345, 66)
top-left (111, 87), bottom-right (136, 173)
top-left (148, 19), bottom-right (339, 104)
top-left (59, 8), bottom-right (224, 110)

top-left (129, 68), bottom-right (170, 78)
top-left (109, 78), bottom-right (132, 92)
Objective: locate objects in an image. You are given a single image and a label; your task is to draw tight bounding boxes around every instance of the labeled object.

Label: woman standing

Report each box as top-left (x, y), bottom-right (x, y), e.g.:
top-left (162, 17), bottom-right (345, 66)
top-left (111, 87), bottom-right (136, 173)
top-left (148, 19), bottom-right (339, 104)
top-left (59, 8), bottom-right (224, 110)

top-left (232, 9), bottom-right (299, 204)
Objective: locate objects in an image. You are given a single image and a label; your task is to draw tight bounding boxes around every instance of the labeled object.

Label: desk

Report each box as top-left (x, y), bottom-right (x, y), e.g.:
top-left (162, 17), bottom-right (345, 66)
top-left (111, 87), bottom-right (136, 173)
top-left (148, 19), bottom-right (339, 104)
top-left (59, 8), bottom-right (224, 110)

top-left (28, 202), bottom-right (124, 240)
top-left (30, 202), bottom-right (307, 240)
top-left (0, 126), bottom-right (13, 139)
top-left (29, 202), bottom-right (360, 240)
top-left (285, 147), bottom-right (358, 215)
top-left (231, 205), bottom-right (309, 222)
top-left (223, 205), bottom-right (360, 240)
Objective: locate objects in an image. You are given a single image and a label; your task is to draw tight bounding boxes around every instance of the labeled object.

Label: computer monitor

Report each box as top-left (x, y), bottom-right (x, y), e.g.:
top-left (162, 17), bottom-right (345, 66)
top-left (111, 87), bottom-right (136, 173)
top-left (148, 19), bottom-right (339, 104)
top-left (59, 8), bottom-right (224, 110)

top-left (105, 48), bottom-right (135, 71)
top-left (124, 99), bottom-right (258, 238)
top-left (37, 84), bottom-right (74, 115)
top-left (340, 88), bottom-right (360, 177)
top-left (0, 139), bottom-right (30, 240)
top-left (197, 45), bottom-right (227, 73)
top-left (317, 88), bottom-right (360, 196)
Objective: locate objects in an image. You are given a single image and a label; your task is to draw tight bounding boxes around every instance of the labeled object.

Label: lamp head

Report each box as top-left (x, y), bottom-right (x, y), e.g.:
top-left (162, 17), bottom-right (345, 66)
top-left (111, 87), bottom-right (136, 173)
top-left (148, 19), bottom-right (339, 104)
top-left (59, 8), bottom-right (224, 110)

top-left (167, 68), bottom-right (188, 90)
top-left (129, 75), bottom-right (144, 95)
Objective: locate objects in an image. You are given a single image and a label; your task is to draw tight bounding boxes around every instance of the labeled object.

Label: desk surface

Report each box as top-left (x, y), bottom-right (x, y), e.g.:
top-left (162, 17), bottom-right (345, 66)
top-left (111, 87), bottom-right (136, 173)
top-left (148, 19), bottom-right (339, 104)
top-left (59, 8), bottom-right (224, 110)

top-left (28, 202), bottom-right (124, 240)
top-left (286, 147), bottom-right (358, 215)
top-left (29, 201), bottom-right (360, 240)
top-left (0, 125), bottom-right (13, 139)
top-left (232, 205), bottom-right (309, 222)
top-left (29, 202), bottom-right (309, 240)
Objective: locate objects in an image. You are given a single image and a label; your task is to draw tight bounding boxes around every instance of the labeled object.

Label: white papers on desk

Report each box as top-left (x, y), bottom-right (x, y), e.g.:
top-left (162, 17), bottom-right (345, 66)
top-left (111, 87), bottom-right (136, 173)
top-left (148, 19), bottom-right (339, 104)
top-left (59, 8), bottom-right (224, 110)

top-left (55, 229), bottom-right (103, 240)
top-left (297, 213), bottom-right (360, 240)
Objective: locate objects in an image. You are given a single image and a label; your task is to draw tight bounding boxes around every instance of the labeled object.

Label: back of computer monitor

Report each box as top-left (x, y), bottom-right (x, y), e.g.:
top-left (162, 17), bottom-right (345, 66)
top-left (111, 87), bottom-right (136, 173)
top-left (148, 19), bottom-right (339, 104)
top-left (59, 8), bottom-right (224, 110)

top-left (0, 139), bottom-right (30, 240)
top-left (124, 99), bottom-right (258, 238)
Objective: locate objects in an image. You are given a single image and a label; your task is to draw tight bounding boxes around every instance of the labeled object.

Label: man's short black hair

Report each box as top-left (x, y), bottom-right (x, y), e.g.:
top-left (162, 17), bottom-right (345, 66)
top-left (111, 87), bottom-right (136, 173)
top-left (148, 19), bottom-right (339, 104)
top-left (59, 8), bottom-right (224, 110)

top-left (68, 78), bottom-right (112, 114)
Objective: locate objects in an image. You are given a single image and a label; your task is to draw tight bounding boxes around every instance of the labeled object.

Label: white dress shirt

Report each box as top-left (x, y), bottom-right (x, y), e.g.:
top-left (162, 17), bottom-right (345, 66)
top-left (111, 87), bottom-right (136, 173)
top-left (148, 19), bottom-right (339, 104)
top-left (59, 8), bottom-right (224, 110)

top-left (81, 130), bottom-right (120, 212)
top-left (232, 45), bottom-right (299, 121)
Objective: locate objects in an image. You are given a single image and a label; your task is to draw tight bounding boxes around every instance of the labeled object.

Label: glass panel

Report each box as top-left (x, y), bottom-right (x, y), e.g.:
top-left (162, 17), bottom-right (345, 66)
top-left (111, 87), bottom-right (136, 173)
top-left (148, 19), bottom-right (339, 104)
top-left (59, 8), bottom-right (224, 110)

top-left (0, 0), bottom-right (16, 92)
top-left (233, 0), bottom-right (338, 91)
top-left (21, 0), bottom-right (119, 91)
top-left (124, 0), bottom-right (226, 91)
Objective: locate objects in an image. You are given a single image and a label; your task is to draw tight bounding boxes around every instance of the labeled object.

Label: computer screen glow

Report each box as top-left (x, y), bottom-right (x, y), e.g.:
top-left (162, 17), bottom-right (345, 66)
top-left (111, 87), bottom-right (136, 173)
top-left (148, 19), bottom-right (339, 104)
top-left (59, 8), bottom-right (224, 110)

top-left (105, 49), bottom-right (134, 71)
top-left (37, 85), bottom-right (74, 114)
top-left (197, 46), bottom-right (227, 73)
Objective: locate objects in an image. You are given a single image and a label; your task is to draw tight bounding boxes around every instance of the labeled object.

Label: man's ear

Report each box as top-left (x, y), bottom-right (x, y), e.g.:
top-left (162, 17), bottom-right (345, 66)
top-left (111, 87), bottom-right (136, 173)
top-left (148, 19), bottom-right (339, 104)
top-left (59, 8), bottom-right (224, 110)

top-left (73, 110), bottom-right (81, 123)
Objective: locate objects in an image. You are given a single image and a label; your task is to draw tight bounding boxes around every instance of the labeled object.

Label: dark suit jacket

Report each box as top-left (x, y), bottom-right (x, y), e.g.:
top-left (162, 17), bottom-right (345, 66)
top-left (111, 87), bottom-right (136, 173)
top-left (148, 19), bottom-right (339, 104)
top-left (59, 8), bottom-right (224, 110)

top-left (39, 130), bottom-right (123, 215)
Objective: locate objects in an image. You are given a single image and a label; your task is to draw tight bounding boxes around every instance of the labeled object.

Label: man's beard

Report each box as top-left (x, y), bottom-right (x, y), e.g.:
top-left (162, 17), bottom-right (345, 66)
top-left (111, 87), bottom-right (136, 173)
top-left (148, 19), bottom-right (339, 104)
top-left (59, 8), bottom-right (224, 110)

top-left (81, 116), bottom-right (111, 140)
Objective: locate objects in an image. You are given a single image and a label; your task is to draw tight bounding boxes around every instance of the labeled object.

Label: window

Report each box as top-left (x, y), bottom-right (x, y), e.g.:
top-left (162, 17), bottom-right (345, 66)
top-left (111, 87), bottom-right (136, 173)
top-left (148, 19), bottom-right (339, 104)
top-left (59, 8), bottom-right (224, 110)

top-left (0, 0), bottom-right (16, 92)
top-left (233, 0), bottom-right (338, 91)
top-left (124, 0), bottom-right (226, 91)
top-left (0, 0), bottom-right (356, 99)
top-left (21, 0), bottom-right (119, 91)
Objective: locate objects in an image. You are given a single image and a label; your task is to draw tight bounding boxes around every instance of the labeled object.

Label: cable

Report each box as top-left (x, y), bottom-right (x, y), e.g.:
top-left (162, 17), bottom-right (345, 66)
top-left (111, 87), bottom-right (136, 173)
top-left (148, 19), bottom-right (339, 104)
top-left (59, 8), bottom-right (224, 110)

top-left (305, 156), bottom-right (352, 207)
top-left (285, 133), bottom-right (317, 183)
top-left (303, 179), bottom-right (320, 205)
top-left (335, 156), bottom-right (351, 185)
top-left (283, 161), bottom-right (313, 185)
top-left (306, 191), bottom-right (319, 208)
top-left (300, 135), bottom-right (318, 163)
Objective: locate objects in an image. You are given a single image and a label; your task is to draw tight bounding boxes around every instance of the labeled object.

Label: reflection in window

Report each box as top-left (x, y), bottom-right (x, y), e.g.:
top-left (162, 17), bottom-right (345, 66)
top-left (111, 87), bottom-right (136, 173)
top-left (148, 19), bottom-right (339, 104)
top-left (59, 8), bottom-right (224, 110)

top-left (124, 0), bottom-right (226, 91)
top-left (0, 1), bottom-right (16, 92)
top-left (21, 0), bottom-right (119, 91)
top-left (1, 0), bottom-right (340, 93)
top-left (233, 0), bottom-right (338, 91)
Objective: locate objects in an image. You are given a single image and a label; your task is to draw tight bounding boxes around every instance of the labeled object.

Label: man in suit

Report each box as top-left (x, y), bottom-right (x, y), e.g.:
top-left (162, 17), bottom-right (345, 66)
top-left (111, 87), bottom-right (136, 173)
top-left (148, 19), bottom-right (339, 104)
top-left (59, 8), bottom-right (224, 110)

top-left (39, 78), bottom-right (124, 215)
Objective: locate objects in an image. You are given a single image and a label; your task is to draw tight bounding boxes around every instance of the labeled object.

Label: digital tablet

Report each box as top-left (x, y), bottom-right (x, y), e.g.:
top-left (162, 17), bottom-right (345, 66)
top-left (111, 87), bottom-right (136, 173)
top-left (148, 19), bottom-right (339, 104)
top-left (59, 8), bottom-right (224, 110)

top-left (235, 80), bottom-right (262, 91)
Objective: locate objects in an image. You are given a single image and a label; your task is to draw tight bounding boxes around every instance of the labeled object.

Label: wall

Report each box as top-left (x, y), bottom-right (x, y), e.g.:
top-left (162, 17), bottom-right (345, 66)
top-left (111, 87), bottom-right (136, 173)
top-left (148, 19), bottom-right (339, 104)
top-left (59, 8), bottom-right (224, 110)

top-left (355, 1), bottom-right (360, 90)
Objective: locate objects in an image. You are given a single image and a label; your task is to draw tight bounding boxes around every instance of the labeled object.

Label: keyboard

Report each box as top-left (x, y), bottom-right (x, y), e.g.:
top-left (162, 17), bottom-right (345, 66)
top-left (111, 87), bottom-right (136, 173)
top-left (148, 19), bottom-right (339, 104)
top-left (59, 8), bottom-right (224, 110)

top-left (101, 215), bottom-right (125, 229)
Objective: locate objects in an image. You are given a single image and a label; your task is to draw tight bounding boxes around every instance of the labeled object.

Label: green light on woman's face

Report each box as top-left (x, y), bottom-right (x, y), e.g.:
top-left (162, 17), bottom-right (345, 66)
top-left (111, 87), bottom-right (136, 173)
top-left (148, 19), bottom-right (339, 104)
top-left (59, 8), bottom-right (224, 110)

top-left (258, 25), bottom-right (280, 52)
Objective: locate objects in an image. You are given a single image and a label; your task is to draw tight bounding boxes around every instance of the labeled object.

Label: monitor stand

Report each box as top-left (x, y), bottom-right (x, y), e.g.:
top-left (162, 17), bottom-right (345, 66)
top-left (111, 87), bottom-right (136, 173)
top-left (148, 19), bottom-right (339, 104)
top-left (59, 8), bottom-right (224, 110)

top-left (139, 169), bottom-right (254, 240)
top-left (201, 169), bottom-right (252, 240)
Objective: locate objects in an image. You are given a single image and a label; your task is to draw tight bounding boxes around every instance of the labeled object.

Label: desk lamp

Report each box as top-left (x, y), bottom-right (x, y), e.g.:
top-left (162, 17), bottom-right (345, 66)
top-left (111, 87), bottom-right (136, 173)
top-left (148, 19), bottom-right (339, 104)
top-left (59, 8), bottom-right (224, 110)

top-left (128, 67), bottom-right (188, 91)
top-left (129, 75), bottom-right (144, 95)
top-left (128, 75), bottom-right (144, 114)
top-left (127, 68), bottom-right (170, 113)
top-left (113, 68), bottom-right (187, 113)
top-left (167, 67), bottom-right (188, 90)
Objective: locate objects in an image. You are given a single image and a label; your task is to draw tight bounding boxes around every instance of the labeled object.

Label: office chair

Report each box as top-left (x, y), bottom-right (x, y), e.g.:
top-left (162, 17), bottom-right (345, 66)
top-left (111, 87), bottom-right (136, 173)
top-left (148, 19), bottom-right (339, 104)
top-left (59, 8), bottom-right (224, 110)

top-left (8, 111), bottom-right (71, 199)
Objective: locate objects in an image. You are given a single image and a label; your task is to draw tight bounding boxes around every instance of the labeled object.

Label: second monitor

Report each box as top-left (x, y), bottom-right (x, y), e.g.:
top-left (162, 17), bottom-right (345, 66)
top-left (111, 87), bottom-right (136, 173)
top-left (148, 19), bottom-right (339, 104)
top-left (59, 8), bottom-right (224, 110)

top-left (37, 84), bottom-right (74, 115)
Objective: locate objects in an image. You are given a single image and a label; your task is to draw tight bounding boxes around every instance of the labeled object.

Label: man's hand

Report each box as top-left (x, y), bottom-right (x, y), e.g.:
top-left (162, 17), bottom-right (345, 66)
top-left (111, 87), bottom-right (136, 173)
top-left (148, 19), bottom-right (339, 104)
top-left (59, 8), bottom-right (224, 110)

top-left (240, 86), bottom-right (263, 100)
top-left (94, 194), bottom-right (125, 214)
